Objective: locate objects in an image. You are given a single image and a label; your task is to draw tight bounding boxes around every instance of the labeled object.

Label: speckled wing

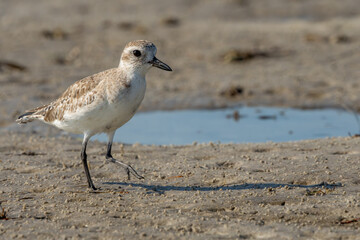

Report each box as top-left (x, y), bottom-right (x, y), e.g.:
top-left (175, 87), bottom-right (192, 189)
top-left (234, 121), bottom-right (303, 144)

top-left (17, 68), bottom-right (119, 124)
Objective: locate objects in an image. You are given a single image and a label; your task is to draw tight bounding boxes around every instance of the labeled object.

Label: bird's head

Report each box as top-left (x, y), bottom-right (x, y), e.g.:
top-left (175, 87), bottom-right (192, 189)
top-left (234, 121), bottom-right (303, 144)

top-left (119, 40), bottom-right (172, 76)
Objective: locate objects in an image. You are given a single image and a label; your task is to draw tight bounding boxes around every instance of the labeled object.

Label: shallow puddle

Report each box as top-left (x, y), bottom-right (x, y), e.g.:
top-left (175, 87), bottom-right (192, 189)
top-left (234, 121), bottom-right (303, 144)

top-left (93, 107), bottom-right (360, 145)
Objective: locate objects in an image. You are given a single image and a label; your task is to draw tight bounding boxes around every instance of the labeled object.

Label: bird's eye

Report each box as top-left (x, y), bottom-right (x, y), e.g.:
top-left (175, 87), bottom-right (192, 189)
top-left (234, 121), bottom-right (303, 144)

top-left (133, 50), bottom-right (141, 57)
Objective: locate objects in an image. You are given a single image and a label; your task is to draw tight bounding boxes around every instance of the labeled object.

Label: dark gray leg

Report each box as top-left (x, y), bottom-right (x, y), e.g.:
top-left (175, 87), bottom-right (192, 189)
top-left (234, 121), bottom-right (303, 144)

top-left (81, 135), bottom-right (97, 190)
top-left (106, 131), bottom-right (144, 180)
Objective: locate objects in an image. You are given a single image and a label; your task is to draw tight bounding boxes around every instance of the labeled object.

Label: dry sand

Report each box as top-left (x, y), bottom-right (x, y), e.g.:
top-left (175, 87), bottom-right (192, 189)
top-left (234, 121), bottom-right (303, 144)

top-left (1, 134), bottom-right (360, 239)
top-left (1, 0), bottom-right (360, 239)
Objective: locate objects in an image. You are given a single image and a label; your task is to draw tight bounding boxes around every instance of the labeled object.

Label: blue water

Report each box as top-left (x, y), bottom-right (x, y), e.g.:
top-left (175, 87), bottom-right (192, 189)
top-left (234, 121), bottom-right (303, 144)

top-left (93, 107), bottom-right (360, 145)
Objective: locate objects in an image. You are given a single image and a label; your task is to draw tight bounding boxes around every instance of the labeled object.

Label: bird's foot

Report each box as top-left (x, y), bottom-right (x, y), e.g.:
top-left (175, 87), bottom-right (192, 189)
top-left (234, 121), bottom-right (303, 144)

top-left (107, 157), bottom-right (144, 180)
top-left (88, 182), bottom-right (98, 190)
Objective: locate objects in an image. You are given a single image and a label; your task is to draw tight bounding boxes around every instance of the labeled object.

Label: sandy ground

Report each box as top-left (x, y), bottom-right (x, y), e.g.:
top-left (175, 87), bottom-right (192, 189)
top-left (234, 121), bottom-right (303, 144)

top-left (1, 0), bottom-right (360, 239)
top-left (1, 134), bottom-right (360, 239)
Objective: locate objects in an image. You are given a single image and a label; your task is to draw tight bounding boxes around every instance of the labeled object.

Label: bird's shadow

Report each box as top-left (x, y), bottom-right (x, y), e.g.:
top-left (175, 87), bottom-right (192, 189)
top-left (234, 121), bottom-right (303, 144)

top-left (103, 181), bottom-right (342, 194)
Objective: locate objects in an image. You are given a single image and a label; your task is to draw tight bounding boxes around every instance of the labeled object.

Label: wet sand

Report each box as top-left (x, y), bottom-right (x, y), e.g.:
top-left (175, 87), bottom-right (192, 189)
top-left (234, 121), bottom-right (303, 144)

top-left (1, 0), bottom-right (360, 239)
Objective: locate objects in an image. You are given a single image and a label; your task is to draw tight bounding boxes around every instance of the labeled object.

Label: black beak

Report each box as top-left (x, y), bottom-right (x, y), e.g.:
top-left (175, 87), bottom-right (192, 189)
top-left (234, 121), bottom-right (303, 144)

top-left (150, 57), bottom-right (172, 71)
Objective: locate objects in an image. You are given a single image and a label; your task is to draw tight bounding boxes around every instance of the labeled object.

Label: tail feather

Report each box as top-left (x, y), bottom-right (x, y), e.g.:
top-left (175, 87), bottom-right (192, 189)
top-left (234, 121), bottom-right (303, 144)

top-left (18, 111), bottom-right (35, 119)
top-left (16, 112), bottom-right (36, 124)
top-left (16, 104), bottom-right (48, 124)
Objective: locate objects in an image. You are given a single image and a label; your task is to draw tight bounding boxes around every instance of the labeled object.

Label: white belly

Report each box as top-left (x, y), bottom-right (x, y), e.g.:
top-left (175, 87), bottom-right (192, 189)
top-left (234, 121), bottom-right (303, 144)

top-left (52, 78), bottom-right (146, 135)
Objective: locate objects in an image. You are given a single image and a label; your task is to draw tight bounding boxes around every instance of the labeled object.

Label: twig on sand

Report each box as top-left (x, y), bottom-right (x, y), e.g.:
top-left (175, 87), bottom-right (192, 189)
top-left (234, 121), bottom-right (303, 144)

top-left (0, 207), bottom-right (9, 220)
top-left (340, 218), bottom-right (359, 224)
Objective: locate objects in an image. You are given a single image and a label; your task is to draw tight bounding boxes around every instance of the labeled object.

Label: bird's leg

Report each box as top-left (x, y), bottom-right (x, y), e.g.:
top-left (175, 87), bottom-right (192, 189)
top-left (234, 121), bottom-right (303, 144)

top-left (106, 132), bottom-right (144, 180)
top-left (81, 135), bottom-right (97, 190)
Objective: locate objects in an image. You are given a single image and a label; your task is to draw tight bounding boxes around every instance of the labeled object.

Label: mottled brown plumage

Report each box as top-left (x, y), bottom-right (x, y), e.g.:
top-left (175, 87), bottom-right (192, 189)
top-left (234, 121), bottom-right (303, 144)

top-left (16, 40), bottom-right (172, 190)
top-left (18, 68), bottom-right (130, 123)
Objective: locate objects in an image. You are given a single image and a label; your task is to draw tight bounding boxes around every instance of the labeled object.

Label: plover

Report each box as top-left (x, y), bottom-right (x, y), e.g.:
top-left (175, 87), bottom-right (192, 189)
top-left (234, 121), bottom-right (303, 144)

top-left (17, 40), bottom-right (172, 190)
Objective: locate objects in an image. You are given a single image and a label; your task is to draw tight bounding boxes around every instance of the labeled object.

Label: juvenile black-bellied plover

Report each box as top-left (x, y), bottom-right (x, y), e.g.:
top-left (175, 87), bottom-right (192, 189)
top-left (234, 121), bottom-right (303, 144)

top-left (17, 40), bottom-right (172, 190)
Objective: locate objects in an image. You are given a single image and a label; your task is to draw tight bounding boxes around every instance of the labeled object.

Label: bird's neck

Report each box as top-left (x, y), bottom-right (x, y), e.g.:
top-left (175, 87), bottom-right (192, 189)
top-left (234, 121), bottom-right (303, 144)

top-left (118, 61), bottom-right (147, 79)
